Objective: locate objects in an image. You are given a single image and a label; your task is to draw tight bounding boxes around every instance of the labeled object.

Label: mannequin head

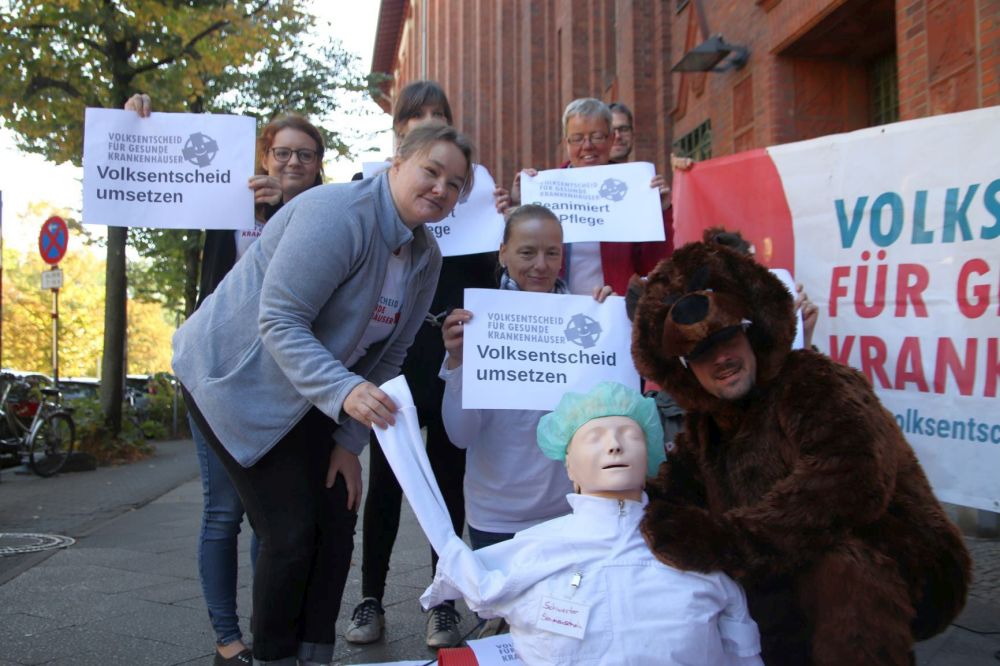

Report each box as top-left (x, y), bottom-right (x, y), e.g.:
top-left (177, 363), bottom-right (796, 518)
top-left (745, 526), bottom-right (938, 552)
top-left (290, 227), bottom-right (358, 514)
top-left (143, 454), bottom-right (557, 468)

top-left (537, 382), bottom-right (665, 501)
top-left (565, 415), bottom-right (648, 501)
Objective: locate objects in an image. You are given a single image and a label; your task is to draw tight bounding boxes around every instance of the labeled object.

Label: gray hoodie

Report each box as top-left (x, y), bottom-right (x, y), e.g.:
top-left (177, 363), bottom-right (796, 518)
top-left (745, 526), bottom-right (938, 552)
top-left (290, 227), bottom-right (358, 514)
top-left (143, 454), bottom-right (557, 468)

top-left (172, 172), bottom-right (441, 466)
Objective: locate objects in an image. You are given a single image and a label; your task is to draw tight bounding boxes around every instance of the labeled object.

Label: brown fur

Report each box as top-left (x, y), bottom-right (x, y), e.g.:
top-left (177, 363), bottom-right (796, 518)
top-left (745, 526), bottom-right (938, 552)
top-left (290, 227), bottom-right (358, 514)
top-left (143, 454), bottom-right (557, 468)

top-left (632, 241), bottom-right (971, 665)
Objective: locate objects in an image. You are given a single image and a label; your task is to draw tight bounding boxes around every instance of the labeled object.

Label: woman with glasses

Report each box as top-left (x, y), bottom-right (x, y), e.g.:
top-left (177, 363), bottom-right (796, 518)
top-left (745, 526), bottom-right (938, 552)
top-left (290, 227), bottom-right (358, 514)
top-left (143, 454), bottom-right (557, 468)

top-left (126, 94), bottom-right (326, 665)
top-left (494, 98), bottom-right (673, 297)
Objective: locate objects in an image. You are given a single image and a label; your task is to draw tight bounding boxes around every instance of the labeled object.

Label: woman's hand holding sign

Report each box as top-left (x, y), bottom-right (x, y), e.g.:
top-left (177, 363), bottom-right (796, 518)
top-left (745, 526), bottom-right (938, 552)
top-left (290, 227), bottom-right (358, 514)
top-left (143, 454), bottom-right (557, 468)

top-left (248, 175), bottom-right (283, 207)
top-left (124, 93), bottom-right (152, 117)
top-left (443, 308), bottom-right (473, 369)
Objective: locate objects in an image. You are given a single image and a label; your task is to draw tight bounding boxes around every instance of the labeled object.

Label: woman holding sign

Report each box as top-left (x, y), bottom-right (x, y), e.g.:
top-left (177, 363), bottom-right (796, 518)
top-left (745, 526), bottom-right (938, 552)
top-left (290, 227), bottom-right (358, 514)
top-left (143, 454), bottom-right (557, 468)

top-left (126, 93), bottom-right (327, 665)
top-left (172, 123), bottom-right (474, 666)
top-left (439, 205), bottom-right (613, 556)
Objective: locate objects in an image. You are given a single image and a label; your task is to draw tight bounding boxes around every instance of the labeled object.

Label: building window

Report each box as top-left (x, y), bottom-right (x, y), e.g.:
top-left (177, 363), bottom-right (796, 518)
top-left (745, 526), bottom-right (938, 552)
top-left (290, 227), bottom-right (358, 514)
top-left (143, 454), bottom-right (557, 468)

top-left (869, 52), bottom-right (899, 126)
top-left (673, 120), bottom-right (712, 160)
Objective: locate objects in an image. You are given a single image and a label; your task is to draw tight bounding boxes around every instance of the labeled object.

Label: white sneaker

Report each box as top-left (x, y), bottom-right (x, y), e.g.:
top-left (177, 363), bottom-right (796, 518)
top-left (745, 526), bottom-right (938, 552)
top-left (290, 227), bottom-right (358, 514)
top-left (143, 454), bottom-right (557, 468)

top-left (425, 603), bottom-right (462, 648)
top-left (344, 597), bottom-right (385, 644)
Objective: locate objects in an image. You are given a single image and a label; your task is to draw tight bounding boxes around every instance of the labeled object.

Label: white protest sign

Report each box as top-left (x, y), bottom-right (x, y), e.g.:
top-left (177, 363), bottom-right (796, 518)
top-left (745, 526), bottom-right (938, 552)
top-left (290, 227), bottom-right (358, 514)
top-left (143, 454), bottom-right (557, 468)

top-left (521, 162), bottom-right (664, 243)
top-left (82, 108), bottom-right (255, 229)
top-left (461, 288), bottom-right (639, 410)
top-left (467, 634), bottom-right (525, 666)
top-left (427, 163), bottom-right (504, 256)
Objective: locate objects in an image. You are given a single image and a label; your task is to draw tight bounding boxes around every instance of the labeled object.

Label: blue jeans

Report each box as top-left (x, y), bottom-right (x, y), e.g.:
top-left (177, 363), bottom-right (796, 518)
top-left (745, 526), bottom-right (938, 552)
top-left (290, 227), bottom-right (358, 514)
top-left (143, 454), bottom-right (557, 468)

top-left (193, 415), bottom-right (259, 646)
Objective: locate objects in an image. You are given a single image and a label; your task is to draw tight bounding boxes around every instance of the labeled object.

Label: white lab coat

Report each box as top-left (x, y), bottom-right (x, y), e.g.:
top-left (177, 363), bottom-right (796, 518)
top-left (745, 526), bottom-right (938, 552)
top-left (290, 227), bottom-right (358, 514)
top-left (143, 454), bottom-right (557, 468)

top-left (422, 493), bottom-right (763, 666)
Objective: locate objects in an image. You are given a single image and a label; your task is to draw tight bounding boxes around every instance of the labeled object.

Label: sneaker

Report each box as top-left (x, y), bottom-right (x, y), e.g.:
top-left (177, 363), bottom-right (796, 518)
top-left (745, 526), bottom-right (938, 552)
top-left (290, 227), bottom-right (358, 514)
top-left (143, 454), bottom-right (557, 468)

top-left (425, 603), bottom-right (462, 648)
top-left (344, 597), bottom-right (385, 644)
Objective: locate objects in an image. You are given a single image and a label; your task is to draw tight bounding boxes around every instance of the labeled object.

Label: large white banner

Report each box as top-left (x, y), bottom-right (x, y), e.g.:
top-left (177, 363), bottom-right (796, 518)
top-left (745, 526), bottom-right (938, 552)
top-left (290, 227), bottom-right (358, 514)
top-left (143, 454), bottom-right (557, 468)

top-left (673, 106), bottom-right (1000, 512)
top-left (82, 108), bottom-right (256, 229)
top-left (521, 162), bottom-right (664, 243)
top-left (461, 288), bottom-right (639, 410)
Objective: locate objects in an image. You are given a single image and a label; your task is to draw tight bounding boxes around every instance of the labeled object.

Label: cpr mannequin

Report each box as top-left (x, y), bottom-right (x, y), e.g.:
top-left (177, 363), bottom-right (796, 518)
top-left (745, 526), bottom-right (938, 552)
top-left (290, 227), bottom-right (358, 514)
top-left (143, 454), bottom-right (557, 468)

top-left (373, 378), bottom-right (763, 666)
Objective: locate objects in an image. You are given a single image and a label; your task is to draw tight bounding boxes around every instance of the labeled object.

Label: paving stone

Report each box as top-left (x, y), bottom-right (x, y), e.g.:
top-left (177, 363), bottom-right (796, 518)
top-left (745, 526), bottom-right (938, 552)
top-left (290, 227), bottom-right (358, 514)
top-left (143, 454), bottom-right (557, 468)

top-left (40, 626), bottom-right (206, 665)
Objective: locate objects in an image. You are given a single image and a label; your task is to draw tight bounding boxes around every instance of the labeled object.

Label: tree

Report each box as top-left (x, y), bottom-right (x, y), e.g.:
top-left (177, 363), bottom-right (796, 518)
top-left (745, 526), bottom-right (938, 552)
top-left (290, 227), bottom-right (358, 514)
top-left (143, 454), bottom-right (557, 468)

top-left (2, 244), bottom-right (174, 377)
top-left (126, 24), bottom-right (381, 319)
top-left (0, 1), bottom-right (309, 432)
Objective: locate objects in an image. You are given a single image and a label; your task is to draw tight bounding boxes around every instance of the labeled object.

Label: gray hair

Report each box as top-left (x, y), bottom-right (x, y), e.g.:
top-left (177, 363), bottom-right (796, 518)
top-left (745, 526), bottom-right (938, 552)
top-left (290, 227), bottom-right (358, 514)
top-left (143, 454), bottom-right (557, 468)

top-left (561, 98), bottom-right (612, 136)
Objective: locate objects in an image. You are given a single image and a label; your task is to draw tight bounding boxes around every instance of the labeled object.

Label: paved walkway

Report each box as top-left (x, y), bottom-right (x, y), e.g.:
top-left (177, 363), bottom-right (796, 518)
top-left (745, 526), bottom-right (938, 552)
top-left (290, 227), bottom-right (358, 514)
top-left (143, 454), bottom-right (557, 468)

top-left (0, 439), bottom-right (997, 665)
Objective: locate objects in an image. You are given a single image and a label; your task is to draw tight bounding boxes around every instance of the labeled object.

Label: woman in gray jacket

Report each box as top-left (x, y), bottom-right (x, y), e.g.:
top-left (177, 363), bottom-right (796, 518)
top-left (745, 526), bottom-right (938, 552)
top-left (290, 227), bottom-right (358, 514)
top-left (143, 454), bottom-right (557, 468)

top-left (172, 123), bottom-right (474, 666)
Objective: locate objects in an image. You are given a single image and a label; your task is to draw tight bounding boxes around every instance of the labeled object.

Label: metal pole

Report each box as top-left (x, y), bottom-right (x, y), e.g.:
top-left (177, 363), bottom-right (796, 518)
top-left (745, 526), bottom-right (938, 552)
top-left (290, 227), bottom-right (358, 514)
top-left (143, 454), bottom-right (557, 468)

top-left (172, 376), bottom-right (179, 437)
top-left (692, 0), bottom-right (711, 39)
top-left (172, 311), bottom-right (179, 437)
top-left (51, 277), bottom-right (59, 384)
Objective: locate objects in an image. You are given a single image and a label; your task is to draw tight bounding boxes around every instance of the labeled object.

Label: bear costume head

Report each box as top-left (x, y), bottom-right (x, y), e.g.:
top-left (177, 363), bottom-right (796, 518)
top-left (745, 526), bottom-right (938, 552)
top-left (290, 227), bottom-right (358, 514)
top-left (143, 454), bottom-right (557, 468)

top-left (629, 230), bottom-right (796, 414)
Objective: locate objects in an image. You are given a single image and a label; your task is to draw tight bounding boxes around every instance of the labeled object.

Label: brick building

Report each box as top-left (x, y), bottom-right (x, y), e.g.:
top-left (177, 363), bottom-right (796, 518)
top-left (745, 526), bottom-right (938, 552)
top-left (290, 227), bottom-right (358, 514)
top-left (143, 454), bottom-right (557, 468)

top-left (372, 0), bottom-right (997, 188)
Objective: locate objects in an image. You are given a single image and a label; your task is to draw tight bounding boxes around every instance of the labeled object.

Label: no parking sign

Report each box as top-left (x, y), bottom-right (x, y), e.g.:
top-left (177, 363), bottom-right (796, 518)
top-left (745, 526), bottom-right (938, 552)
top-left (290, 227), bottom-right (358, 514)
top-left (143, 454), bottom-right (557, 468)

top-left (38, 216), bottom-right (68, 265)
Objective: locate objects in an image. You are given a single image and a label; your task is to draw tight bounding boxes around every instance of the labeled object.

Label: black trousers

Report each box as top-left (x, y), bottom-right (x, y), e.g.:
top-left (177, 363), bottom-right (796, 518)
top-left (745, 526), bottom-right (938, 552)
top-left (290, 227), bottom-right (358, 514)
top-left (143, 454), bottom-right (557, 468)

top-left (361, 401), bottom-right (465, 602)
top-left (186, 393), bottom-right (357, 661)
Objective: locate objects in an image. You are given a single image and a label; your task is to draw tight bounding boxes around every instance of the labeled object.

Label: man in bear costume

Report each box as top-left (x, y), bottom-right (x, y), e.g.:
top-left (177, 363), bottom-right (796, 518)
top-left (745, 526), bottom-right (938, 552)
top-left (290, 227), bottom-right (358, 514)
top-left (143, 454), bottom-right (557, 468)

top-left (628, 234), bottom-right (971, 665)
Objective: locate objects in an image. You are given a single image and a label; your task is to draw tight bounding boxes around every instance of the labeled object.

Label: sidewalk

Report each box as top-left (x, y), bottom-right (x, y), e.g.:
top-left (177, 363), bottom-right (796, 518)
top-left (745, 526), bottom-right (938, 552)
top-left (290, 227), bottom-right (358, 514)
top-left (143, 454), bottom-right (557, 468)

top-left (0, 439), bottom-right (997, 665)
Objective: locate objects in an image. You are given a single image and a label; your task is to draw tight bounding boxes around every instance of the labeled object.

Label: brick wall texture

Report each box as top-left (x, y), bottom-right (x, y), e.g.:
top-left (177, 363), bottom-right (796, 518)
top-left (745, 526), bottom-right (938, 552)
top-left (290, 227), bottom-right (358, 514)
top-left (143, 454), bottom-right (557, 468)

top-left (376, 0), bottom-right (997, 189)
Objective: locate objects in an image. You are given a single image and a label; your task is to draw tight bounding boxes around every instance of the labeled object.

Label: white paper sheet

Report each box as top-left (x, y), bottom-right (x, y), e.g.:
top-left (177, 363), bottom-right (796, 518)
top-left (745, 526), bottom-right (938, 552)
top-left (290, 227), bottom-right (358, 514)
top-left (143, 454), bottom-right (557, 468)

top-left (520, 162), bottom-right (664, 243)
top-left (82, 108), bottom-right (255, 229)
top-left (460, 289), bottom-right (640, 410)
top-left (375, 376), bottom-right (456, 554)
top-left (467, 634), bottom-right (525, 666)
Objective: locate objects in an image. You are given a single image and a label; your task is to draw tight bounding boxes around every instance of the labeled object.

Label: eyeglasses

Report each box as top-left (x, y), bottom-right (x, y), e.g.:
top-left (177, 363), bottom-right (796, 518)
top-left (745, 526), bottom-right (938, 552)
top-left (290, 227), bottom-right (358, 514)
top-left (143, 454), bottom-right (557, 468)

top-left (268, 147), bottom-right (319, 164)
top-left (612, 124), bottom-right (633, 135)
top-left (566, 132), bottom-right (609, 146)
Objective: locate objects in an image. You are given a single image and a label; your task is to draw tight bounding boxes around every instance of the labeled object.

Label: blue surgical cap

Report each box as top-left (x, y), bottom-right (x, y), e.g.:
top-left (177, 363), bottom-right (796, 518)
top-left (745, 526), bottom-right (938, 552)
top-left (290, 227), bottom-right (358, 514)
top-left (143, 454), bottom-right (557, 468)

top-left (537, 381), bottom-right (666, 477)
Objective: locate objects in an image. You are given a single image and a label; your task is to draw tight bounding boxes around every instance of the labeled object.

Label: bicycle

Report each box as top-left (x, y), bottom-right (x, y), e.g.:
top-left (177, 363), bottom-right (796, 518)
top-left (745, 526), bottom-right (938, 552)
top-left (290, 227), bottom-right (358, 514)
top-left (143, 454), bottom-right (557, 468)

top-left (0, 372), bottom-right (76, 477)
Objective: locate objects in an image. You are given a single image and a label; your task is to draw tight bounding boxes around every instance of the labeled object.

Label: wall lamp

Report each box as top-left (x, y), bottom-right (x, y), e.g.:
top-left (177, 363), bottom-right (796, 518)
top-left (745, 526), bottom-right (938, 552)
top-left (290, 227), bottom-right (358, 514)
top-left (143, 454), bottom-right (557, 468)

top-left (672, 0), bottom-right (749, 73)
top-left (672, 34), bottom-right (750, 72)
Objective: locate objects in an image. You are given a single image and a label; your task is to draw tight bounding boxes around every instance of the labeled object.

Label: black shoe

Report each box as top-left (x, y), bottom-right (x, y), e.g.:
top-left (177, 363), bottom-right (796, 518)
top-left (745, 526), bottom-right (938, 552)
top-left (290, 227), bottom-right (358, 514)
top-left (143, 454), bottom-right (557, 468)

top-left (214, 648), bottom-right (252, 665)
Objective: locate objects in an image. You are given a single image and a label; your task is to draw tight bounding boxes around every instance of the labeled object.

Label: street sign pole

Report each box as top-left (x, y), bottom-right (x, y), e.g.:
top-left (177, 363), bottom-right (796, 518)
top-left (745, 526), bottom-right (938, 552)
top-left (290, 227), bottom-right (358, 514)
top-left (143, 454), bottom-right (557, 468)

top-left (39, 216), bottom-right (68, 385)
top-left (51, 274), bottom-right (59, 384)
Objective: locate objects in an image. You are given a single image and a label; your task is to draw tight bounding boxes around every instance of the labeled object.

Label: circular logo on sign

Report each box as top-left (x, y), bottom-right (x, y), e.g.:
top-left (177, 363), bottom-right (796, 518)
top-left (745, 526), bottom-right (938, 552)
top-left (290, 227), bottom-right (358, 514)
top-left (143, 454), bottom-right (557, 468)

top-left (598, 178), bottom-right (628, 202)
top-left (564, 313), bottom-right (602, 349)
top-left (182, 132), bottom-right (219, 167)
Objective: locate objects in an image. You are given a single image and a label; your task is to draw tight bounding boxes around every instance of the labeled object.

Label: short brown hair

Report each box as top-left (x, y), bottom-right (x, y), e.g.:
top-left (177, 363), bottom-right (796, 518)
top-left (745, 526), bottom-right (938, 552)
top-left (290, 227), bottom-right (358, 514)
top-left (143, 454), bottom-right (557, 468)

top-left (256, 113), bottom-right (325, 187)
top-left (396, 123), bottom-right (475, 199)
top-left (392, 80), bottom-right (454, 133)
